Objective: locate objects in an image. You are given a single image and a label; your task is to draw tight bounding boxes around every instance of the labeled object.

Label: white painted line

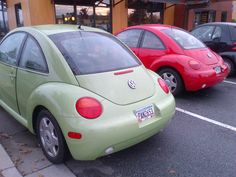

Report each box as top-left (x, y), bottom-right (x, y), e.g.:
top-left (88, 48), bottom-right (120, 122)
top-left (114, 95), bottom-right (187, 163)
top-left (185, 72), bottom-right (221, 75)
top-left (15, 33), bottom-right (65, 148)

top-left (176, 107), bottom-right (236, 132)
top-left (223, 80), bottom-right (236, 85)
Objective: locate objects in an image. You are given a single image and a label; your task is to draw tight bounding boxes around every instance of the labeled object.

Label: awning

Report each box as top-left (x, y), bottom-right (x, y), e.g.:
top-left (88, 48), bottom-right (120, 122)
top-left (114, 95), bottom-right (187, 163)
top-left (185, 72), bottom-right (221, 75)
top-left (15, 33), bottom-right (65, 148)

top-left (139, 0), bottom-right (209, 5)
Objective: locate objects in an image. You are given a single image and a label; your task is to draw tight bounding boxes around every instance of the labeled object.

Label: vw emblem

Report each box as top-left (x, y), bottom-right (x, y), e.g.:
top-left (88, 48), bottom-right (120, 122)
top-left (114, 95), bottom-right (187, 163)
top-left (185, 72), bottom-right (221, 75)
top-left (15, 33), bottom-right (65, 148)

top-left (207, 53), bottom-right (212, 58)
top-left (128, 80), bottom-right (136, 89)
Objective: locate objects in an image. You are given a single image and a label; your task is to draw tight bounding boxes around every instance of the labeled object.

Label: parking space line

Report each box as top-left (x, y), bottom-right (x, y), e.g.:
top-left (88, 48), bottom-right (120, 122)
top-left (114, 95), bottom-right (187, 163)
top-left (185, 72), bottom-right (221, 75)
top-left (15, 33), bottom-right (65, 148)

top-left (223, 80), bottom-right (236, 85)
top-left (176, 107), bottom-right (236, 132)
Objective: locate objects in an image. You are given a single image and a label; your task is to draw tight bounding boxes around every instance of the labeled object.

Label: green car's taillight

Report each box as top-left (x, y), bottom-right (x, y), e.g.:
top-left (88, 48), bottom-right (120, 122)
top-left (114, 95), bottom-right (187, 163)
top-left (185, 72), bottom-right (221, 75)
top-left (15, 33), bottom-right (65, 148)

top-left (158, 78), bottom-right (170, 94)
top-left (76, 97), bottom-right (103, 119)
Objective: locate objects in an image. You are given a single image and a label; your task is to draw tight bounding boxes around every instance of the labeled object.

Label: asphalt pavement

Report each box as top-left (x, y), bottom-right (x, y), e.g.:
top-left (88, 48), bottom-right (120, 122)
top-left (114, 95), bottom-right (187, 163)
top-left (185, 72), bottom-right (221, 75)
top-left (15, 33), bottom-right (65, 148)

top-left (0, 77), bottom-right (236, 177)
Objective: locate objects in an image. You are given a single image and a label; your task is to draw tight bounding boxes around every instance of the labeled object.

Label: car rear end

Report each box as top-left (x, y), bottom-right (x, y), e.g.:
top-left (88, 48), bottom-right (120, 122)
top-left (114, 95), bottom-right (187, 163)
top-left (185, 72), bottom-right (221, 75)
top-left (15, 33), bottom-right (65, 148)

top-left (49, 29), bottom-right (175, 160)
top-left (162, 27), bottom-right (228, 91)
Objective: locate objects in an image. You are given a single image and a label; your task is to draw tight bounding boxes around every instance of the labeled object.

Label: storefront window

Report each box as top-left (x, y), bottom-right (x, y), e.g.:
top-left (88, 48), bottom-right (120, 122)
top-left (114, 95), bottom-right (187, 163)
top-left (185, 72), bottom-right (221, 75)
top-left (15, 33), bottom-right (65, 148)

top-left (55, 5), bottom-right (75, 24)
top-left (15, 3), bottom-right (24, 27)
top-left (128, 1), bottom-right (163, 26)
top-left (0, 0), bottom-right (8, 38)
top-left (221, 11), bottom-right (227, 22)
top-left (55, 0), bottom-right (111, 32)
top-left (194, 11), bottom-right (216, 27)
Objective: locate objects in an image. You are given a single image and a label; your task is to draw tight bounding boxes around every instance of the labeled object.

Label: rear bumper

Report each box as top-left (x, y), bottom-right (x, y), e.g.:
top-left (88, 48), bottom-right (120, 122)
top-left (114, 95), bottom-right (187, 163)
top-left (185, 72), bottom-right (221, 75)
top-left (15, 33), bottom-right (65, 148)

top-left (59, 91), bottom-right (175, 160)
top-left (184, 64), bottom-right (228, 91)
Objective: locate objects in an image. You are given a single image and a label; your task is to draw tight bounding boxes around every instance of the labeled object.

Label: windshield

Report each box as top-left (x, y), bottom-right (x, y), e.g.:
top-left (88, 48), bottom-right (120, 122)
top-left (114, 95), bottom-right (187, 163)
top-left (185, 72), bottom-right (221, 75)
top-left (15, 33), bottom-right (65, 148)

top-left (49, 31), bottom-right (141, 75)
top-left (162, 28), bottom-right (205, 50)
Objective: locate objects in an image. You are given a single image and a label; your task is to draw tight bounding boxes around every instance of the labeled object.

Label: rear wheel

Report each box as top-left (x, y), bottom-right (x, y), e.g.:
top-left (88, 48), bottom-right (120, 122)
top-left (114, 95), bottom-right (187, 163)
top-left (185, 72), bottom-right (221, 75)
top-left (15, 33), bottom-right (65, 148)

top-left (158, 68), bottom-right (183, 96)
top-left (36, 109), bottom-right (68, 164)
top-left (223, 58), bottom-right (235, 76)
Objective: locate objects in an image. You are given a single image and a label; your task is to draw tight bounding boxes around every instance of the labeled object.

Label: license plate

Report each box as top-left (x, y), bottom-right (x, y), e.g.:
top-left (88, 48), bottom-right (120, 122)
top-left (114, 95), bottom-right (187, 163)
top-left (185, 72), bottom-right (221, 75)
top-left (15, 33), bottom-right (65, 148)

top-left (214, 66), bottom-right (221, 74)
top-left (135, 105), bottom-right (155, 122)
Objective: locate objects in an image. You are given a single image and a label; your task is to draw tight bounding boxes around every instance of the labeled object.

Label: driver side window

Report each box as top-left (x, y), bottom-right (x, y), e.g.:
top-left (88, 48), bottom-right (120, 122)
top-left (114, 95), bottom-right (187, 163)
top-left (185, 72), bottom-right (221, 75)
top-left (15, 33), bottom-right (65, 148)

top-left (0, 33), bottom-right (26, 66)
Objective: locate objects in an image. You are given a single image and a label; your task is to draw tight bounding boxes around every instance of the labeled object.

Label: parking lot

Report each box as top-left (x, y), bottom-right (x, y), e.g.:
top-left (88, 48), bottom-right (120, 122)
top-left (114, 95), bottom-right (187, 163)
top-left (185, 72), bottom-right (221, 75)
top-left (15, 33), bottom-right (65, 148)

top-left (0, 77), bottom-right (236, 177)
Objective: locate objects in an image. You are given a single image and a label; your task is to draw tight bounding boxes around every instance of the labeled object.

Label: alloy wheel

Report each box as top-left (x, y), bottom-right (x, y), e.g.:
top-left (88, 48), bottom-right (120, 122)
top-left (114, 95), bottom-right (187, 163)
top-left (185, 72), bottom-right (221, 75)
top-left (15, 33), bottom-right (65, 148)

top-left (161, 72), bottom-right (177, 93)
top-left (39, 117), bottom-right (59, 158)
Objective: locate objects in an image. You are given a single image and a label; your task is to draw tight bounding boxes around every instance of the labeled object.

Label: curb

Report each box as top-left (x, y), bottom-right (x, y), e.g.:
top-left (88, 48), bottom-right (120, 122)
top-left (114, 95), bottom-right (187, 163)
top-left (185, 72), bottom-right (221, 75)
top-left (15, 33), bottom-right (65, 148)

top-left (0, 144), bottom-right (22, 177)
top-left (0, 144), bottom-right (76, 177)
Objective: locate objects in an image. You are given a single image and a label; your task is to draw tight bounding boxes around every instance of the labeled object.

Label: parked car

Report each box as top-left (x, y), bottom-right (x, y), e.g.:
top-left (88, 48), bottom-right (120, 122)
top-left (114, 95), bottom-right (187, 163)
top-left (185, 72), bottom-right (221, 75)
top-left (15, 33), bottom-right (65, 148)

top-left (116, 24), bottom-right (228, 95)
top-left (0, 25), bottom-right (175, 163)
top-left (191, 22), bottom-right (236, 76)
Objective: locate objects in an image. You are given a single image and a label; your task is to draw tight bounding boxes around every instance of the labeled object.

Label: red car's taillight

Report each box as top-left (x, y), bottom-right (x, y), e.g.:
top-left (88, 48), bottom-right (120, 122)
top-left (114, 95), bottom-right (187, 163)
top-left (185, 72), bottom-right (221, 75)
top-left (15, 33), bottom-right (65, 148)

top-left (188, 60), bottom-right (201, 70)
top-left (232, 42), bottom-right (236, 51)
top-left (158, 78), bottom-right (169, 94)
top-left (76, 97), bottom-right (102, 119)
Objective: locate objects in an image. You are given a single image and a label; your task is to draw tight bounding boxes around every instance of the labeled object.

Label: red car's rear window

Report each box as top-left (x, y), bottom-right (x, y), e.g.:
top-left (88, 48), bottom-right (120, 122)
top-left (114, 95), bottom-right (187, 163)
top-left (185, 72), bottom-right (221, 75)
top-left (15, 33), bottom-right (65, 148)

top-left (162, 28), bottom-right (206, 50)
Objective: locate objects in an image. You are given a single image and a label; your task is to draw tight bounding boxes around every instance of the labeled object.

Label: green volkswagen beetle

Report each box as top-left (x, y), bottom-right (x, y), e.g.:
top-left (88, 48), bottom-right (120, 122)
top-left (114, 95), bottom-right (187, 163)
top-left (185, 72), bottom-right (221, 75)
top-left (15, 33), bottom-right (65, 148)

top-left (0, 25), bottom-right (175, 163)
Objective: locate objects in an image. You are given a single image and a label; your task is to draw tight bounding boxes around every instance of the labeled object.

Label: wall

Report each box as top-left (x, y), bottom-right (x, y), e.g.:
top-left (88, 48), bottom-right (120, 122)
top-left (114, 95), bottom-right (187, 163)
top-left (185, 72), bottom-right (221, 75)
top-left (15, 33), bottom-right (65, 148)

top-left (7, 0), bottom-right (31, 30)
top-left (29, 0), bottom-right (55, 26)
top-left (173, 4), bottom-right (186, 29)
top-left (7, 0), bottom-right (55, 30)
top-left (112, 0), bottom-right (128, 34)
top-left (187, 1), bottom-right (233, 30)
top-left (164, 3), bottom-right (175, 25)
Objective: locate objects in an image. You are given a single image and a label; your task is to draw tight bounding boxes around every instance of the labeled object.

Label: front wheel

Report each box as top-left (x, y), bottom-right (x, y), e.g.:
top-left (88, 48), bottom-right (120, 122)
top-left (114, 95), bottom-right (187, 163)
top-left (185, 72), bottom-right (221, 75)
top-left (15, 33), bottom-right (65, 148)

top-left (158, 68), bottom-right (183, 96)
top-left (36, 110), bottom-right (68, 164)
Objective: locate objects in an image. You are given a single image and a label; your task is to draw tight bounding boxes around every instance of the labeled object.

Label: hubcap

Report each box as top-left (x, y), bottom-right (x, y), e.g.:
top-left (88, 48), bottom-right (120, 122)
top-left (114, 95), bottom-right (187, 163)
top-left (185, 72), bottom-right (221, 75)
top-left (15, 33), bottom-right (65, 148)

top-left (161, 72), bottom-right (177, 93)
top-left (39, 117), bottom-right (59, 157)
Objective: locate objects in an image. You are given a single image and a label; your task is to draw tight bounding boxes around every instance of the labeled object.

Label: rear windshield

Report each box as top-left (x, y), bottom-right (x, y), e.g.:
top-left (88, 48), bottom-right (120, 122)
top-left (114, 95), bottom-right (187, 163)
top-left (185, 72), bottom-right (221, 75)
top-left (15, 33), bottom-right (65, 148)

top-left (49, 31), bottom-right (140, 75)
top-left (229, 26), bottom-right (236, 41)
top-left (162, 28), bottom-right (205, 49)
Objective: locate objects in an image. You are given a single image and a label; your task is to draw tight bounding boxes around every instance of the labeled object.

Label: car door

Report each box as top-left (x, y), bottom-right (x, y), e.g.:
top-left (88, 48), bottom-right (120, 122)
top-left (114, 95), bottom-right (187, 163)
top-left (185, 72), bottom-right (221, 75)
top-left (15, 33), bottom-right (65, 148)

top-left (0, 32), bottom-right (26, 113)
top-left (138, 30), bottom-right (167, 69)
top-left (116, 29), bottom-right (143, 57)
top-left (16, 35), bottom-right (49, 118)
top-left (191, 25), bottom-right (216, 51)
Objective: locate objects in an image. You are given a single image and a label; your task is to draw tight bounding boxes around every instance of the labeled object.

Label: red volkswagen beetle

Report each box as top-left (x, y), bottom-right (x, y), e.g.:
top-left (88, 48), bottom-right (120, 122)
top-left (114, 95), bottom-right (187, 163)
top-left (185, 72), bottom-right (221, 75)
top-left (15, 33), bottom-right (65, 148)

top-left (116, 24), bottom-right (228, 95)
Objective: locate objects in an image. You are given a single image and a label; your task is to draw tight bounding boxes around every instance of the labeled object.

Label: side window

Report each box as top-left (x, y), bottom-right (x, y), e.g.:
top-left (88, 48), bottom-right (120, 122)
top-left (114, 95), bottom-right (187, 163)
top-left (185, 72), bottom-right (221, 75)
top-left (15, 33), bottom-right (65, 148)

top-left (117, 29), bottom-right (142, 48)
top-left (19, 36), bottom-right (48, 73)
top-left (141, 31), bottom-right (165, 49)
top-left (212, 26), bottom-right (222, 40)
top-left (191, 26), bottom-right (215, 42)
top-left (0, 33), bottom-right (26, 66)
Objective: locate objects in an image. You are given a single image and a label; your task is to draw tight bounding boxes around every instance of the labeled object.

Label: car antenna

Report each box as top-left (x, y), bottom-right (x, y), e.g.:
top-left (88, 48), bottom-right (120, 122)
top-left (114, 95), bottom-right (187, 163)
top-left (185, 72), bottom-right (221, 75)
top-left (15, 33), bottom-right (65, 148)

top-left (77, 22), bottom-right (83, 30)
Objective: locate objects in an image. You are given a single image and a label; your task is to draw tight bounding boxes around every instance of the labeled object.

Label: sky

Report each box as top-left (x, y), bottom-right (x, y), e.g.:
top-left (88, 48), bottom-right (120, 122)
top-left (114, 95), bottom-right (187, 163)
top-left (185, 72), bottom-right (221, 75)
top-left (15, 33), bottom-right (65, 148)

top-left (55, 5), bottom-right (110, 16)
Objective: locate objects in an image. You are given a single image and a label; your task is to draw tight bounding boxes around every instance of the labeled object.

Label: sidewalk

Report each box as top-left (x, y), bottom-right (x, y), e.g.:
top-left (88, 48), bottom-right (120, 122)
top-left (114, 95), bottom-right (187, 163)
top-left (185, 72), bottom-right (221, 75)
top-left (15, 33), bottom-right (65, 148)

top-left (0, 107), bottom-right (76, 177)
top-left (0, 144), bottom-right (76, 177)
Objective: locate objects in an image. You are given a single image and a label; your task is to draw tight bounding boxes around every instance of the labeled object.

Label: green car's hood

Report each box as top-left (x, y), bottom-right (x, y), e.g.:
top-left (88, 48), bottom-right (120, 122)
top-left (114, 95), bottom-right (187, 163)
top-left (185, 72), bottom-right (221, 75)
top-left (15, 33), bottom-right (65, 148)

top-left (76, 66), bottom-right (155, 105)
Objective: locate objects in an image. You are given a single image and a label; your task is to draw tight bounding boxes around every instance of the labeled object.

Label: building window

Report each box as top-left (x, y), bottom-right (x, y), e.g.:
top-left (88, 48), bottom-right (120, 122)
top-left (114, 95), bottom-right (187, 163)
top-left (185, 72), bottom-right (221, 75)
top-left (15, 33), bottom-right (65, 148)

top-left (15, 3), bottom-right (24, 27)
top-left (194, 10), bottom-right (215, 27)
top-left (221, 11), bottom-right (227, 22)
top-left (0, 0), bottom-right (9, 38)
top-left (128, 1), bottom-right (163, 26)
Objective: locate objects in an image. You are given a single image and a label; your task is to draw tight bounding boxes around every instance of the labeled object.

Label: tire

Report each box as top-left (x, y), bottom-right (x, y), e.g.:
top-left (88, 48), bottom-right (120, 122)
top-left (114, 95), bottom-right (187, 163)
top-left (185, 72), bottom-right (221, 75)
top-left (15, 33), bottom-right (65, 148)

top-left (36, 109), bottom-right (68, 164)
top-left (223, 58), bottom-right (235, 76)
top-left (158, 68), bottom-right (184, 96)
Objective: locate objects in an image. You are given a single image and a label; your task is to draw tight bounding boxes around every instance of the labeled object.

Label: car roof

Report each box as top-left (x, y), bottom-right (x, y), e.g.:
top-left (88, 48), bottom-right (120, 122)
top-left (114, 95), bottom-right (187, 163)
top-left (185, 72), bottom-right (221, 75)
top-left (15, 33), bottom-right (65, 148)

top-left (197, 22), bottom-right (236, 27)
top-left (128, 24), bottom-right (175, 31)
top-left (14, 24), bottom-right (108, 36)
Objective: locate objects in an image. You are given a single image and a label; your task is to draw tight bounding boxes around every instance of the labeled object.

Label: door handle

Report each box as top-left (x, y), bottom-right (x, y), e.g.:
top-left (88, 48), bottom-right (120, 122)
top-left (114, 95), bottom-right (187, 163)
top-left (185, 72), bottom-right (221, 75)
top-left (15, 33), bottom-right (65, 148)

top-left (9, 73), bottom-right (16, 80)
top-left (9, 68), bottom-right (16, 80)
